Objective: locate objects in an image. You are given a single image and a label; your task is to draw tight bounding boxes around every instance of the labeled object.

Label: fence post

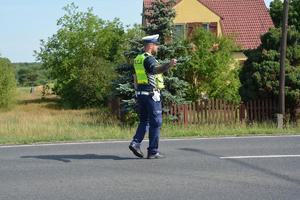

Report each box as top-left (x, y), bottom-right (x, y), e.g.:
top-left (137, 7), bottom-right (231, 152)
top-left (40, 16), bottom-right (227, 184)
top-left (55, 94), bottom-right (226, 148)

top-left (268, 99), bottom-right (272, 120)
top-left (211, 99), bottom-right (215, 124)
top-left (254, 100), bottom-right (258, 122)
top-left (184, 104), bottom-right (188, 127)
top-left (239, 102), bottom-right (246, 123)
top-left (216, 99), bottom-right (220, 123)
top-left (249, 100), bottom-right (253, 122)
top-left (204, 100), bottom-right (208, 124)
top-left (258, 99), bottom-right (261, 122)
top-left (197, 100), bottom-right (201, 124)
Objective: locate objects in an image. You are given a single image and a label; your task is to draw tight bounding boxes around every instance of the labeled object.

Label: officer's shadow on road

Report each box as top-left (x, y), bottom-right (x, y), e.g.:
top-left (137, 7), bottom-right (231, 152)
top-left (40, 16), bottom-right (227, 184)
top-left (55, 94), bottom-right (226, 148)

top-left (178, 147), bottom-right (300, 187)
top-left (21, 154), bottom-right (138, 163)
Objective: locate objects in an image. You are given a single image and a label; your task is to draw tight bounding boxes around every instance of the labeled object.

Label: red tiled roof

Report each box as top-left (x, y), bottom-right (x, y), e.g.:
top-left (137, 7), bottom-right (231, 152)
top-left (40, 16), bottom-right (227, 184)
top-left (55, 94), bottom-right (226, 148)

top-left (144, 0), bottom-right (153, 7)
top-left (143, 0), bottom-right (274, 49)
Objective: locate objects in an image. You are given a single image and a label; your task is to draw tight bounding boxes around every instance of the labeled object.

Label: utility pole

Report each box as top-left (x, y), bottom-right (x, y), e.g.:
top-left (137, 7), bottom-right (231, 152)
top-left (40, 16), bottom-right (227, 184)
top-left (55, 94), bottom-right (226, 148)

top-left (278, 0), bottom-right (289, 128)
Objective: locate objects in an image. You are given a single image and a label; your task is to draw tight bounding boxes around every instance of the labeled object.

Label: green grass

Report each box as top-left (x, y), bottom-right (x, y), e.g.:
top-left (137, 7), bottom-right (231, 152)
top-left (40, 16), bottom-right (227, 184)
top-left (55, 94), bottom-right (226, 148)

top-left (0, 87), bottom-right (299, 145)
top-left (161, 123), bottom-right (300, 138)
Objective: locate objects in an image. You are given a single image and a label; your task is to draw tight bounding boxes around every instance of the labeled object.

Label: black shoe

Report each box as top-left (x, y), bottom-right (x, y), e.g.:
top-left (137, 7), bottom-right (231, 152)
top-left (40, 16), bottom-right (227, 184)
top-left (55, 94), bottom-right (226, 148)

top-left (129, 145), bottom-right (144, 158)
top-left (147, 152), bottom-right (165, 159)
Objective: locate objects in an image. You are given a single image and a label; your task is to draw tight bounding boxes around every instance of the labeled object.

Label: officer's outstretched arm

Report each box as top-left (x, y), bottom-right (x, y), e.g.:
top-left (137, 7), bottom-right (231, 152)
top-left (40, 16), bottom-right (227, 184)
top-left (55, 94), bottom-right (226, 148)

top-left (153, 59), bottom-right (177, 74)
top-left (153, 63), bottom-right (171, 74)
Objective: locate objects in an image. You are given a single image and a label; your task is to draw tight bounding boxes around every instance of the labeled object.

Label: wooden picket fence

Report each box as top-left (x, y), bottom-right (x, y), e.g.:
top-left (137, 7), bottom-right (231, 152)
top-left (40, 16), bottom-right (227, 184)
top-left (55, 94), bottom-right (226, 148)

top-left (244, 99), bottom-right (278, 123)
top-left (163, 99), bottom-right (278, 125)
top-left (107, 97), bottom-right (278, 125)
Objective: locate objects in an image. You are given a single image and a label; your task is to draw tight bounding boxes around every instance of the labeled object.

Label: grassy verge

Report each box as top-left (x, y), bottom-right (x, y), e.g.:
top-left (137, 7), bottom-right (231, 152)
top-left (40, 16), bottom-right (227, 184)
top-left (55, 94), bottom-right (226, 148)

top-left (0, 87), bottom-right (299, 145)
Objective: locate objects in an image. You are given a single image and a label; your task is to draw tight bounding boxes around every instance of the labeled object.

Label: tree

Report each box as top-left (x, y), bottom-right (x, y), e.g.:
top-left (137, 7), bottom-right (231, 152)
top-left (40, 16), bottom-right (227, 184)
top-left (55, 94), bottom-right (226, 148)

top-left (112, 0), bottom-right (190, 124)
top-left (239, 27), bottom-right (300, 118)
top-left (111, 25), bottom-right (145, 124)
top-left (143, 0), bottom-right (176, 44)
top-left (36, 3), bottom-right (125, 108)
top-left (0, 57), bottom-right (17, 110)
top-left (142, 0), bottom-right (190, 105)
top-left (14, 63), bottom-right (50, 87)
top-left (270, 0), bottom-right (300, 31)
top-left (18, 68), bottom-right (38, 86)
top-left (241, 1), bottom-right (300, 121)
top-left (178, 28), bottom-right (241, 103)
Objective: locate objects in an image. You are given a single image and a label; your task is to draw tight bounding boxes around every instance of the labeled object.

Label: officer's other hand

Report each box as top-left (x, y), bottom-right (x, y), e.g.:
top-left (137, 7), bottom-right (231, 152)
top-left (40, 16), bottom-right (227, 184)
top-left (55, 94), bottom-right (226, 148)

top-left (170, 59), bottom-right (177, 68)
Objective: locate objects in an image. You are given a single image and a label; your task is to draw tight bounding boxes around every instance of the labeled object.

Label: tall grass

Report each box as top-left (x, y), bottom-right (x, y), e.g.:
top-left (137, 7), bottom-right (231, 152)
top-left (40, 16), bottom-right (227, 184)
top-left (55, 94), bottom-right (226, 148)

top-left (0, 88), bottom-right (132, 144)
top-left (0, 87), bottom-right (299, 145)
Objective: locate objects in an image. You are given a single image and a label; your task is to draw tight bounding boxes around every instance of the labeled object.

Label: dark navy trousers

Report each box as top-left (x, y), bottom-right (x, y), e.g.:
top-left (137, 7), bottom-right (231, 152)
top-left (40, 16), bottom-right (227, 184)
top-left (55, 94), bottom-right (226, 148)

top-left (132, 94), bottom-right (162, 155)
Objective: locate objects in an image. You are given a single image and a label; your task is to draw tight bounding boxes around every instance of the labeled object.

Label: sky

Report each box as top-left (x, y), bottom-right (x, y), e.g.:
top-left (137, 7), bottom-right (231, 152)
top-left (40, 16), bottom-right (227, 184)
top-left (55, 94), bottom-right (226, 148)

top-left (0, 0), bottom-right (273, 63)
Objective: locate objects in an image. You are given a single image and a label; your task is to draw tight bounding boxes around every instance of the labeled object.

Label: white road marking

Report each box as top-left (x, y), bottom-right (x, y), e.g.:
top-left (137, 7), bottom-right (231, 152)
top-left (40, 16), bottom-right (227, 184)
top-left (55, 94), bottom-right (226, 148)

top-left (0, 135), bottom-right (299, 149)
top-left (220, 155), bottom-right (300, 159)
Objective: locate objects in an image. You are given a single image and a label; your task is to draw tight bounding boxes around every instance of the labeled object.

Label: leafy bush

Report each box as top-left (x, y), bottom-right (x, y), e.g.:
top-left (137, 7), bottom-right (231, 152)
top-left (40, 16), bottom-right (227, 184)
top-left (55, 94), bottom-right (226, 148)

top-left (36, 4), bottom-right (125, 108)
top-left (0, 57), bottom-right (17, 109)
top-left (180, 28), bottom-right (241, 103)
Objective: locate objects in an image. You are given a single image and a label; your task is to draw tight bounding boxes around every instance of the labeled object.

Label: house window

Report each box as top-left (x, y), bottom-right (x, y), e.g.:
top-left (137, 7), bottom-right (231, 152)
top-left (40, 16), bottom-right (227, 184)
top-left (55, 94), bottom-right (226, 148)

top-left (201, 23), bottom-right (218, 35)
top-left (174, 24), bottom-right (185, 39)
top-left (173, 22), bottom-right (218, 39)
top-left (187, 22), bottom-right (202, 39)
top-left (209, 22), bottom-right (218, 35)
top-left (202, 23), bottom-right (210, 30)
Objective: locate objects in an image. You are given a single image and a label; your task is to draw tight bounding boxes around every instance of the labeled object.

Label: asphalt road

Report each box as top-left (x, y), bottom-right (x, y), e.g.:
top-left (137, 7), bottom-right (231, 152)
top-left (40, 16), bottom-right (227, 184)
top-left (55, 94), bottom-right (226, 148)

top-left (1, 135), bottom-right (300, 200)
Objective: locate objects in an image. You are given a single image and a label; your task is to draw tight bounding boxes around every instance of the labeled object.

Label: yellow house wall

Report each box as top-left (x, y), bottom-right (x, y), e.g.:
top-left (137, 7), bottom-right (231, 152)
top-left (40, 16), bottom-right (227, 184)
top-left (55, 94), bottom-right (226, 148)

top-left (173, 0), bottom-right (222, 36)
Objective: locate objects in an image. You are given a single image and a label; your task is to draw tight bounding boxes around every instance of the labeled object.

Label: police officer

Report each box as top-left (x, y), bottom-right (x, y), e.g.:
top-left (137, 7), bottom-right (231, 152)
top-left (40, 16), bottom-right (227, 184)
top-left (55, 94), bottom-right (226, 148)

top-left (129, 34), bottom-right (177, 159)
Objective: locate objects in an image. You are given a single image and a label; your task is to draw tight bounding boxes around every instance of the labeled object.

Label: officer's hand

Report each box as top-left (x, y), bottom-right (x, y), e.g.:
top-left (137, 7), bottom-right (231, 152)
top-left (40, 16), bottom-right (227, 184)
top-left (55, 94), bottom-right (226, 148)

top-left (170, 59), bottom-right (177, 68)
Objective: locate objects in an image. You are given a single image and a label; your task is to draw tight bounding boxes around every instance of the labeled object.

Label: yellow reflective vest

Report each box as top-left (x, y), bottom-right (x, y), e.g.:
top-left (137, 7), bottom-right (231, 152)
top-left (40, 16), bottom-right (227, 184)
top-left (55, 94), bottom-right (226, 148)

top-left (133, 53), bottom-right (165, 89)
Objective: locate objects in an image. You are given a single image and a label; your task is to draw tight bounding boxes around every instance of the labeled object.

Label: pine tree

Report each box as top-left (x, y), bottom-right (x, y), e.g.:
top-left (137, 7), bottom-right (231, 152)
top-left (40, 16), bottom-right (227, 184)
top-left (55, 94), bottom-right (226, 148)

top-left (143, 0), bottom-right (176, 44)
top-left (112, 0), bottom-right (190, 124)
top-left (111, 25), bottom-right (144, 124)
top-left (143, 0), bottom-right (190, 105)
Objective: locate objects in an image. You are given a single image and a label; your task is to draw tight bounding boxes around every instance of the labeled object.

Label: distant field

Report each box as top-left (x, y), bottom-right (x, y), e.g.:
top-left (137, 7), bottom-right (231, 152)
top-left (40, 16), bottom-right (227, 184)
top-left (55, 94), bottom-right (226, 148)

top-left (0, 87), bottom-right (299, 145)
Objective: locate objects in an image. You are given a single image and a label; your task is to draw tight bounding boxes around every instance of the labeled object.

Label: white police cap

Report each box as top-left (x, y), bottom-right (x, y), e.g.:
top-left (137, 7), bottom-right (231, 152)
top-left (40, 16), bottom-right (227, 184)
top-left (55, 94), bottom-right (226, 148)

top-left (142, 34), bottom-right (160, 44)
